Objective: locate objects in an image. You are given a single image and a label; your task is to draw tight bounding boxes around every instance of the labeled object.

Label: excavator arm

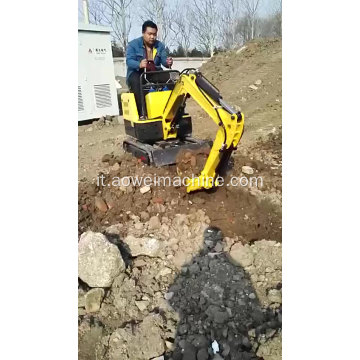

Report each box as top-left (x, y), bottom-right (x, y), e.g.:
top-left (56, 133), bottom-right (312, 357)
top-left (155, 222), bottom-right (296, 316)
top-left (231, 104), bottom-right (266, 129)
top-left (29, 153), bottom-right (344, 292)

top-left (161, 70), bottom-right (244, 192)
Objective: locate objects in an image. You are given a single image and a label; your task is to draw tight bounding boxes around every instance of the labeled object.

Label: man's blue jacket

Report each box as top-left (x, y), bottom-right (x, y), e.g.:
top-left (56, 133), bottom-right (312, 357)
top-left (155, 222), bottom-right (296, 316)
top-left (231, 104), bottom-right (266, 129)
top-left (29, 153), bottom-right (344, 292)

top-left (126, 36), bottom-right (169, 84)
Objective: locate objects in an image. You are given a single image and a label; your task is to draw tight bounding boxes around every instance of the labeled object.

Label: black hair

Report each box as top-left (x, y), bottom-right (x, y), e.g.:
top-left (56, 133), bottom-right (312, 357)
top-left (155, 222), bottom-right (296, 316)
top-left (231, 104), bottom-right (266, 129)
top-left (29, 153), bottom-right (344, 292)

top-left (142, 20), bottom-right (158, 33)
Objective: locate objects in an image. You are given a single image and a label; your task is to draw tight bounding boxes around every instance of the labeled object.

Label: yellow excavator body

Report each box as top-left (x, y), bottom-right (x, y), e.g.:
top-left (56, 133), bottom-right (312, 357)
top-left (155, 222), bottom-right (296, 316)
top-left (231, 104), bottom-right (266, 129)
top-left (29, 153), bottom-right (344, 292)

top-left (121, 69), bottom-right (244, 193)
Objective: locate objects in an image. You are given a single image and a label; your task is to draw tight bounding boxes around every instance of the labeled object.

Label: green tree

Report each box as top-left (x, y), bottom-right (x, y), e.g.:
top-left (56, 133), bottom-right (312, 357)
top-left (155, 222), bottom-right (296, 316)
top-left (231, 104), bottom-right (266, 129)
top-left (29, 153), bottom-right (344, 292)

top-left (175, 45), bottom-right (185, 57)
top-left (189, 48), bottom-right (204, 57)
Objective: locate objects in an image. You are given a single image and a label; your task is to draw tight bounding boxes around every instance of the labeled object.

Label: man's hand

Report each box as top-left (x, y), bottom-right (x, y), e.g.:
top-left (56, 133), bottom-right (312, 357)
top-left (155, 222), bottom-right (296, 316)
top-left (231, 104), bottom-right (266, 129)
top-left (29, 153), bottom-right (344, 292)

top-left (166, 57), bottom-right (173, 67)
top-left (139, 59), bottom-right (148, 69)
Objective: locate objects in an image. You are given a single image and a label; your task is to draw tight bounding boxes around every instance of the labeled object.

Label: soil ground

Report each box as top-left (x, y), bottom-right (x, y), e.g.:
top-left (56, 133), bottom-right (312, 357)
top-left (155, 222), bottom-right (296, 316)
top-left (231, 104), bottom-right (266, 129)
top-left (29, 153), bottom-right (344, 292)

top-left (78, 38), bottom-right (282, 360)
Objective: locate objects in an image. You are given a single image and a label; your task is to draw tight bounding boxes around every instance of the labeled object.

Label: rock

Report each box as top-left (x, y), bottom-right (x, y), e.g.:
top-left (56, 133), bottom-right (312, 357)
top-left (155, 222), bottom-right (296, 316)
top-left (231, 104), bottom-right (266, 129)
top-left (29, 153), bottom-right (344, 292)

top-left (254, 79), bottom-right (262, 85)
top-left (102, 154), bottom-right (113, 163)
top-left (181, 266), bottom-right (189, 274)
top-left (164, 292), bottom-right (174, 300)
top-left (206, 305), bottom-right (229, 324)
top-left (78, 308), bottom-right (86, 316)
top-left (105, 223), bottom-right (123, 235)
top-left (266, 328), bottom-right (277, 338)
top-left (108, 314), bottom-right (165, 360)
top-left (165, 340), bottom-right (174, 350)
top-left (78, 231), bottom-right (125, 287)
top-left (95, 117), bottom-right (105, 129)
top-left (189, 262), bottom-right (200, 274)
top-left (249, 293), bottom-right (256, 300)
top-left (78, 321), bottom-right (104, 357)
top-left (114, 155), bottom-right (122, 164)
top-left (140, 185), bottom-right (151, 194)
top-left (204, 226), bottom-right (223, 244)
top-left (85, 288), bottom-right (105, 313)
top-left (152, 203), bottom-right (166, 213)
top-left (180, 341), bottom-right (197, 360)
top-left (178, 323), bottom-right (189, 335)
top-left (78, 291), bottom-right (86, 307)
top-left (214, 242), bottom-right (223, 252)
top-left (140, 211), bottom-right (150, 222)
top-left (197, 347), bottom-right (208, 360)
top-left (228, 243), bottom-right (254, 267)
top-left (123, 235), bottom-right (161, 257)
top-left (256, 334), bottom-right (282, 359)
top-left (192, 335), bottom-right (208, 348)
top-left (172, 348), bottom-right (183, 360)
top-left (221, 343), bottom-right (231, 357)
top-left (205, 240), bottom-right (214, 248)
top-left (156, 267), bottom-right (172, 278)
top-left (173, 251), bottom-right (191, 269)
top-left (133, 258), bottom-right (147, 268)
top-left (106, 199), bottom-right (116, 210)
top-left (192, 197), bottom-right (205, 205)
top-left (268, 289), bottom-right (282, 304)
top-left (242, 337), bottom-right (251, 349)
top-left (172, 213), bottom-right (189, 227)
top-left (233, 104), bottom-right (241, 112)
top-left (152, 197), bottom-right (164, 204)
top-left (135, 300), bottom-right (149, 312)
top-left (148, 216), bottom-right (161, 230)
top-left (249, 84), bottom-right (258, 90)
top-left (95, 197), bottom-right (108, 212)
top-left (249, 187), bottom-right (262, 196)
top-left (213, 355), bottom-right (224, 360)
top-left (85, 126), bottom-right (93, 132)
top-left (241, 165), bottom-right (254, 175)
top-left (134, 222), bottom-right (143, 230)
top-left (127, 185), bottom-right (134, 194)
top-left (116, 115), bottom-right (124, 124)
top-left (111, 162), bottom-right (120, 171)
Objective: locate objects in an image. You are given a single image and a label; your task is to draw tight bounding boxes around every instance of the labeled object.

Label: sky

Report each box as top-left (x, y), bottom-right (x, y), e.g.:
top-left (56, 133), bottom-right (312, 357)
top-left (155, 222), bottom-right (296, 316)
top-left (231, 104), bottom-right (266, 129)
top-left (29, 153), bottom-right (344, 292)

top-left (78, 0), bottom-right (280, 45)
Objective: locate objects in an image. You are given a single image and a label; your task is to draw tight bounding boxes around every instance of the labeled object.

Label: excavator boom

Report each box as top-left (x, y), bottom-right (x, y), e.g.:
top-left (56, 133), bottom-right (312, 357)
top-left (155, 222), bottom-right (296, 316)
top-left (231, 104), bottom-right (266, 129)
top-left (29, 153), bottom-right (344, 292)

top-left (161, 70), bottom-right (244, 192)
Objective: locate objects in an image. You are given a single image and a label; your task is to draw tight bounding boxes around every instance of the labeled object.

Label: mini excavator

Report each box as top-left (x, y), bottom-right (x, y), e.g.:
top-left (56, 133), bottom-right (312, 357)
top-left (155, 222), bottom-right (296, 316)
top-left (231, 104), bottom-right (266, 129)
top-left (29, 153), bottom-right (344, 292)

top-left (121, 68), bottom-right (244, 193)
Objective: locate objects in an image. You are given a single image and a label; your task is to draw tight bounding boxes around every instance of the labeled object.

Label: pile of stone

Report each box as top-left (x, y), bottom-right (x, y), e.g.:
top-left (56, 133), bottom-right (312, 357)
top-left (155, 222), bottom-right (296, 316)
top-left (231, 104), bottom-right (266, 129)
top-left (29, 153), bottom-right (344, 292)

top-left (78, 211), bottom-right (282, 360)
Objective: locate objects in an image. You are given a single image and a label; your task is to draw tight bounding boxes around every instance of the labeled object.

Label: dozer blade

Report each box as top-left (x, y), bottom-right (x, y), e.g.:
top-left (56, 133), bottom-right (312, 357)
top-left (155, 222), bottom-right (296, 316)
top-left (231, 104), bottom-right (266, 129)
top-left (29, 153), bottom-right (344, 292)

top-left (123, 137), bottom-right (212, 167)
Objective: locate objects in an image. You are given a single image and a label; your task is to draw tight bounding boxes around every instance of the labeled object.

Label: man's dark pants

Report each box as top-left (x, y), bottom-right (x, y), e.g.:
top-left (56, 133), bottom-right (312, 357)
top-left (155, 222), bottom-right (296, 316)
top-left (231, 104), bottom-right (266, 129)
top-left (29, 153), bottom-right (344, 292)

top-left (127, 71), bottom-right (172, 118)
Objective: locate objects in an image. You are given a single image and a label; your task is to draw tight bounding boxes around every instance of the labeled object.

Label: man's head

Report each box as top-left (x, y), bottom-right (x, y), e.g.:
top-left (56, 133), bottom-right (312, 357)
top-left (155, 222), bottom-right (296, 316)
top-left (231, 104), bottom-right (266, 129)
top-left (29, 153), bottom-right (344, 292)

top-left (142, 20), bottom-right (157, 46)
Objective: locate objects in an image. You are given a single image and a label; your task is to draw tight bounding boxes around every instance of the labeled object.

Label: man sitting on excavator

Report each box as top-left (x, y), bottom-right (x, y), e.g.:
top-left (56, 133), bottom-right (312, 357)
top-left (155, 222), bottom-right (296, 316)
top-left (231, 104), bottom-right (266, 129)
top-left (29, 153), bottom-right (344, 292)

top-left (126, 20), bottom-right (173, 118)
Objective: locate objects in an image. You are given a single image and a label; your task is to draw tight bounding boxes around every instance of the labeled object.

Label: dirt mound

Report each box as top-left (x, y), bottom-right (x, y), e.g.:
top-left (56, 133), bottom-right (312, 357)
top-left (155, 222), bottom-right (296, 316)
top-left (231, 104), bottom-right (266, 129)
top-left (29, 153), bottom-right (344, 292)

top-left (78, 130), bottom-right (282, 242)
top-left (189, 38), bottom-right (282, 144)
